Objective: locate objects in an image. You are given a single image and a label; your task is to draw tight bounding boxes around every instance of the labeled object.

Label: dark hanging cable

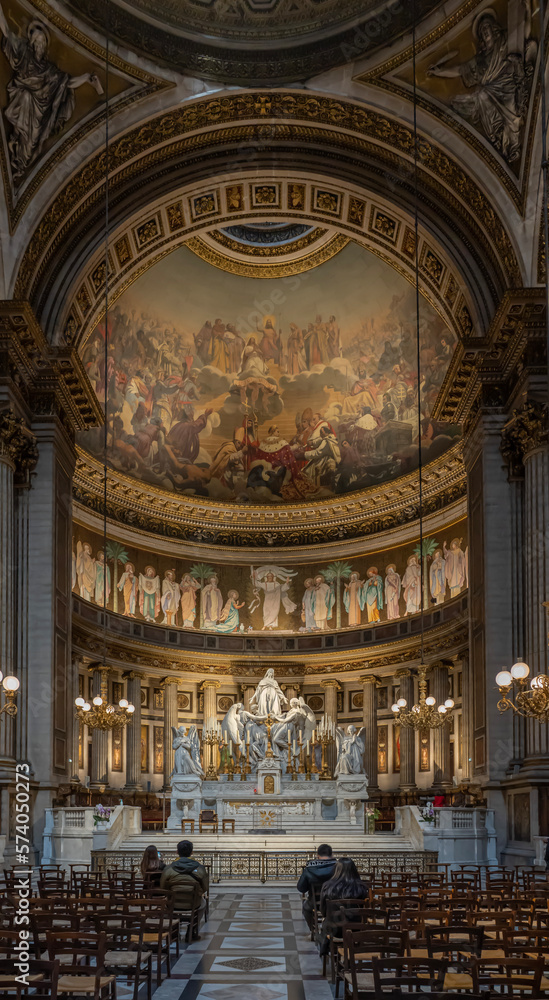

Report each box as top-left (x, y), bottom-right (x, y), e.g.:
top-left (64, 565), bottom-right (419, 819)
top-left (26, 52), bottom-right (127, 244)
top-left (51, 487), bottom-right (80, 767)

top-left (540, 0), bottom-right (549, 394)
top-left (412, 0), bottom-right (425, 665)
top-left (102, 23), bottom-right (110, 671)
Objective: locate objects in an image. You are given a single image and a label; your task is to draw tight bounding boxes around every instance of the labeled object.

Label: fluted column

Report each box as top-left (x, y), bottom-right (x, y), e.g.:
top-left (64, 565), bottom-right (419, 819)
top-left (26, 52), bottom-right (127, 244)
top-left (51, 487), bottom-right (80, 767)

top-left (124, 673), bottom-right (142, 790)
top-left (162, 678), bottom-right (178, 789)
top-left (200, 680), bottom-right (220, 772)
top-left (431, 664), bottom-right (452, 790)
top-left (360, 676), bottom-right (378, 791)
top-left (0, 441), bottom-right (15, 767)
top-left (396, 669), bottom-right (416, 793)
top-left (240, 685), bottom-right (255, 712)
top-left (459, 655), bottom-right (473, 782)
top-left (321, 679), bottom-right (340, 776)
top-left (69, 658), bottom-right (82, 783)
top-left (90, 668), bottom-right (109, 787)
top-left (523, 443), bottom-right (549, 763)
top-left (282, 683), bottom-right (302, 707)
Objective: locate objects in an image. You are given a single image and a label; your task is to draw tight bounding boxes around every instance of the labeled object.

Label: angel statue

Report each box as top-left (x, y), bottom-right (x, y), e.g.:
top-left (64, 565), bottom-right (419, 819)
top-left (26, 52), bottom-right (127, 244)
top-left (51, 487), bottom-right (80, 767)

top-left (298, 696), bottom-right (317, 744)
top-left (221, 703), bottom-right (244, 747)
top-left (249, 668), bottom-right (288, 717)
top-left (171, 725), bottom-right (204, 778)
top-left (335, 725), bottom-right (366, 776)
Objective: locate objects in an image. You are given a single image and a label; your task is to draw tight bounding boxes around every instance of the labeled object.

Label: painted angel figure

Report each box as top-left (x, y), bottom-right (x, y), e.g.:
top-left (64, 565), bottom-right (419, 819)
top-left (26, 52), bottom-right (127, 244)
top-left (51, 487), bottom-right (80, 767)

top-left (171, 724), bottom-right (204, 778)
top-left (335, 725), bottom-right (366, 776)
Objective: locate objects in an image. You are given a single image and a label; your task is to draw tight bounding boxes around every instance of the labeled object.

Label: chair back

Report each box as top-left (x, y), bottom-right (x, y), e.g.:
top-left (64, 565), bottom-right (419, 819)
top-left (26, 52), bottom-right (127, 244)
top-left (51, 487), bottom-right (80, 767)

top-left (371, 956), bottom-right (447, 996)
top-left (426, 925), bottom-right (484, 960)
top-left (471, 956), bottom-right (544, 996)
top-left (46, 930), bottom-right (107, 984)
top-left (200, 809), bottom-right (216, 822)
top-left (0, 958), bottom-right (60, 999)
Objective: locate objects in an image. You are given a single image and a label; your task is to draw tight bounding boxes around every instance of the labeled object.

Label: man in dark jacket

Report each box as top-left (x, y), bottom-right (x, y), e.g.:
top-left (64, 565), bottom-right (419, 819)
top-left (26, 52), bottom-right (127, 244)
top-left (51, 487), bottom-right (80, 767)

top-left (296, 844), bottom-right (336, 930)
top-left (160, 840), bottom-right (209, 912)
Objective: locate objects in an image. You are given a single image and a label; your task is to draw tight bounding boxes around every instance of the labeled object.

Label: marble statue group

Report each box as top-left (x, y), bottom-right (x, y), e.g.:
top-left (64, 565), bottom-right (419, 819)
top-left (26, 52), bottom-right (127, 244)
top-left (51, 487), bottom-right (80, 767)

top-left (171, 667), bottom-right (367, 777)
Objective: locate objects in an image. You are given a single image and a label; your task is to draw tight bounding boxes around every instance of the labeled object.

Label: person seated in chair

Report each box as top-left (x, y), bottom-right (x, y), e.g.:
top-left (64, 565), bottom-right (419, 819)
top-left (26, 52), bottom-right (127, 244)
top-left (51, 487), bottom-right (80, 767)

top-left (296, 843), bottom-right (337, 930)
top-left (160, 839), bottom-right (209, 913)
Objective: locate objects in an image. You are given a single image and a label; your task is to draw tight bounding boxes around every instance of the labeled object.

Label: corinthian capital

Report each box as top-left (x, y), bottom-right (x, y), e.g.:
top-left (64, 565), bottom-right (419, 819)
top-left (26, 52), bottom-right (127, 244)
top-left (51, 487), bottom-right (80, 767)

top-left (0, 409), bottom-right (38, 483)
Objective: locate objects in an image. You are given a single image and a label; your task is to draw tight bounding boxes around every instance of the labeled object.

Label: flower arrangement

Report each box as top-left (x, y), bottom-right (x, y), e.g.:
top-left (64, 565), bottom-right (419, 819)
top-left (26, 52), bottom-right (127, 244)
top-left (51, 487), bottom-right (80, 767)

top-left (420, 801), bottom-right (435, 823)
top-left (365, 804), bottom-right (381, 833)
top-left (93, 804), bottom-right (112, 827)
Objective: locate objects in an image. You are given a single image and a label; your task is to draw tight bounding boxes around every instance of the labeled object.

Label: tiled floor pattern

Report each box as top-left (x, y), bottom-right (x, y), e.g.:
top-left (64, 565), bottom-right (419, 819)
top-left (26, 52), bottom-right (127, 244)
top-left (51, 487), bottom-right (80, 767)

top-left (151, 888), bottom-right (332, 1000)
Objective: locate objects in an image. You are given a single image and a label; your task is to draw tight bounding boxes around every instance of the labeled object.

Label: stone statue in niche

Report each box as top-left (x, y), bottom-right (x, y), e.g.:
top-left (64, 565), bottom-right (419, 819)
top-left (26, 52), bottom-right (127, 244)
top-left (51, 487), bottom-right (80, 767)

top-left (335, 725), bottom-right (366, 776)
top-left (0, 6), bottom-right (103, 181)
top-left (171, 725), bottom-right (204, 778)
top-left (427, 3), bottom-right (537, 164)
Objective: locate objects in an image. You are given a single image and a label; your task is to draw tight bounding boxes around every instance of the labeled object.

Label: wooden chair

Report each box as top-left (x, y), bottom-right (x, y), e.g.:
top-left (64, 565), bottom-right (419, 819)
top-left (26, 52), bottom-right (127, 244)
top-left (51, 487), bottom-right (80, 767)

top-left (320, 898), bottom-right (377, 981)
top-left (331, 906), bottom-right (390, 997)
top-left (467, 909), bottom-right (514, 946)
top-left (0, 957), bottom-right (60, 998)
top-left (371, 956), bottom-right (447, 998)
top-left (46, 930), bottom-right (116, 999)
top-left (471, 956), bottom-right (544, 996)
top-left (342, 928), bottom-right (409, 1000)
top-left (123, 897), bottom-right (171, 988)
top-left (400, 909), bottom-right (450, 947)
top-left (93, 913), bottom-right (153, 1000)
top-left (425, 925), bottom-right (484, 992)
top-left (199, 809), bottom-right (218, 833)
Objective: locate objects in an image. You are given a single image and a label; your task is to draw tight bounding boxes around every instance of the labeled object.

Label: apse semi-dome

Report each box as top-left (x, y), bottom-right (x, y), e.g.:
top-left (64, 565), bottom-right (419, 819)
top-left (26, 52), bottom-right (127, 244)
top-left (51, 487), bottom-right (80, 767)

top-left (76, 238), bottom-right (460, 508)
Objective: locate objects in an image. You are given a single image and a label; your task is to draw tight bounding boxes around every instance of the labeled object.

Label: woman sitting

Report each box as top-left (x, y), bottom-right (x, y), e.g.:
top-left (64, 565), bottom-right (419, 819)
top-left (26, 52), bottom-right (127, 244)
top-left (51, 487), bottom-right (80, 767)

top-left (317, 857), bottom-right (370, 955)
top-left (140, 844), bottom-right (165, 886)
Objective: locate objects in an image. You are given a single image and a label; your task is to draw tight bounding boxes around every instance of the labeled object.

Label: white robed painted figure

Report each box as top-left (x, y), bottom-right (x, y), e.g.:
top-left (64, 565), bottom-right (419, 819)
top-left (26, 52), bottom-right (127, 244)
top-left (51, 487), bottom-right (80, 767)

top-left (171, 724), bottom-right (204, 778)
top-left (335, 725), bottom-right (366, 776)
top-left (249, 668), bottom-right (288, 717)
top-left (250, 565), bottom-right (297, 629)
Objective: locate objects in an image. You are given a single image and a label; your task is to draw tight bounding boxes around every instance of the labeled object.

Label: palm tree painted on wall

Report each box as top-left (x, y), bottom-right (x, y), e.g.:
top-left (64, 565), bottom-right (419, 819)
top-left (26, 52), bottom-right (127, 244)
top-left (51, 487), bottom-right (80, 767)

top-left (189, 563), bottom-right (215, 628)
top-left (323, 561), bottom-right (353, 630)
top-left (413, 536), bottom-right (438, 609)
top-left (106, 541), bottom-right (129, 614)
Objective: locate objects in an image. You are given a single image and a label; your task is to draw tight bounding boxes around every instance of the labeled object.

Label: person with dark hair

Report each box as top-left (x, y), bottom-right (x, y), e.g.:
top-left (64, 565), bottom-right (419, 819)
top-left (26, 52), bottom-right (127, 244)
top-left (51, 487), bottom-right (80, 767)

top-left (296, 844), bottom-right (337, 930)
top-left (159, 840), bottom-right (209, 912)
top-left (317, 857), bottom-right (370, 955)
top-left (140, 844), bottom-right (165, 886)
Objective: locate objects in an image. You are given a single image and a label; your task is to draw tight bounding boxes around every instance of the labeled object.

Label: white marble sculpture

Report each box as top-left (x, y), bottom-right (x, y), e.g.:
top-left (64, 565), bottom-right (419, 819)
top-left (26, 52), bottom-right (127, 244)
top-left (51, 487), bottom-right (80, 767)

top-left (249, 668), bottom-right (288, 716)
top-left (171, 724), bottom-right (204, 778)
top-left (335, 725), bottom-right (366, 776)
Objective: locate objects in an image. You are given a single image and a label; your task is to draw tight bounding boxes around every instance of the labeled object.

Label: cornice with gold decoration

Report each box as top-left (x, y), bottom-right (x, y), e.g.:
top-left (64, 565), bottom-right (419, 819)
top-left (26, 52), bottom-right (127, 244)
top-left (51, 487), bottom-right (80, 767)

top-left (72, 613), bottom-right (468, 679)
top-left (15, 92), bottom-right (520, 325)
top-left (72, 440), bottom-right (466, 546)
top-left (206, 226), bottom-right (329, 258)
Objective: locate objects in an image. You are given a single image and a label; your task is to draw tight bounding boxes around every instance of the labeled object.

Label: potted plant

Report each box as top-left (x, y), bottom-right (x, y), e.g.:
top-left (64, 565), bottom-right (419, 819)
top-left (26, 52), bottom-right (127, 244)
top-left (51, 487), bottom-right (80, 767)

top-left (420, 801), bottom-right (436, 824)
top-left (93, 804), bottom-right (112, 827)
top-left (365, 804), bottom-right (381, 834)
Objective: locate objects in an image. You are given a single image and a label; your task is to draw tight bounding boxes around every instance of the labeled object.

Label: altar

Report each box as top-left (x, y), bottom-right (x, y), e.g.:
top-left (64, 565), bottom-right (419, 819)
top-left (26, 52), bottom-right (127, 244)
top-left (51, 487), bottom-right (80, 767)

top-left (167, 668), bottom-right (369, 836)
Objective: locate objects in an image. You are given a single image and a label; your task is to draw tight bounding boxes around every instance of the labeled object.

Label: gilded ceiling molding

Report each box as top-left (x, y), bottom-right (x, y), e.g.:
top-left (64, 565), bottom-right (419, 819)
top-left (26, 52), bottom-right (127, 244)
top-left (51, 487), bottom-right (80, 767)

top-left (355, 0), bottom-right (545, 214)
top-left (184, 232), bottom-right (350, 278)
top-left (206, 227), bottom-right (328, 258)
top-left (61, 175), bottom-right (478, 353)
top-left (71, 610), bottom-right (469, 678)
top-left (72, 440), bottom-right (466, 546)
top-left (1, 0), bottom-right (167, 232)
top-left (13, 92), bottom-right (520, 330)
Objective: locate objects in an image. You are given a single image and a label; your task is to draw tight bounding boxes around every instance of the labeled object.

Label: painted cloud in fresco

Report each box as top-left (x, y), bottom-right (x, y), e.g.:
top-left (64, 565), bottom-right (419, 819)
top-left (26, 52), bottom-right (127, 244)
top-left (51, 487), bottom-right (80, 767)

top-left (77, 241), bottom-right (460, 504)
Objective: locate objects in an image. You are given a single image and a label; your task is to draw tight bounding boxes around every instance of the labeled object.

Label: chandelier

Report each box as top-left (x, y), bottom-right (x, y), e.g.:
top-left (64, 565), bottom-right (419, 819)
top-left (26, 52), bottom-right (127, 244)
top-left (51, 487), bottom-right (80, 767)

top-left (391, 665), bottom-right (454, 730)
top-left (495, 659), bottom-right (549, 722)
top-left (75, 669), bottom-right (135, 731)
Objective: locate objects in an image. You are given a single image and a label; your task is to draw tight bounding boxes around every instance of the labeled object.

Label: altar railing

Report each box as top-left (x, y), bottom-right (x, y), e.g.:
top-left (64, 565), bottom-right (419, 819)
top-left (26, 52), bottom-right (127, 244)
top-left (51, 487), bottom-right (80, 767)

top-left (91, 848), bottom-right (438, 882)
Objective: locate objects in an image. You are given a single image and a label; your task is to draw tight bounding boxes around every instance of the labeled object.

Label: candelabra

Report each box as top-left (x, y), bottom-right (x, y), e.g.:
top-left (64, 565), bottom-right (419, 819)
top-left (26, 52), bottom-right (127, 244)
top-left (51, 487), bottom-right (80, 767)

top-left (310, 732), bottom-right (319, 775)
top-left (495, 659), bottom-right (549, 722)
top-left (75, 669), bottom-right (134, 731)
top-left (297, 732), bottom-right (306, 775)
top-left (242, 736), bottom-right (252, 777)
top-left (317, 714), bottom-right (335, 780)
top-left (202, 725), bottom-right (223, 780)
top-left (391, 665), bottom-right (453, 730)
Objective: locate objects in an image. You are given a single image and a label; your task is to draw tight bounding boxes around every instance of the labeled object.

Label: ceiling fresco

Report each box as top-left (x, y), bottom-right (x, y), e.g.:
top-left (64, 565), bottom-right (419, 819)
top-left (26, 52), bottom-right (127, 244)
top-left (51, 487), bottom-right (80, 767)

top-left (77, 239), bottom-right (461, 505)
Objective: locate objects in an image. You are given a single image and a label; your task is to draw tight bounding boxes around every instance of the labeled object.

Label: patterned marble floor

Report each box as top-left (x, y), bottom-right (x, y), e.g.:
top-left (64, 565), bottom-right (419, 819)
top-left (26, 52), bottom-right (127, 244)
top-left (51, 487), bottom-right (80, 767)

top-left (151, 888), bottom-right (332, 1000)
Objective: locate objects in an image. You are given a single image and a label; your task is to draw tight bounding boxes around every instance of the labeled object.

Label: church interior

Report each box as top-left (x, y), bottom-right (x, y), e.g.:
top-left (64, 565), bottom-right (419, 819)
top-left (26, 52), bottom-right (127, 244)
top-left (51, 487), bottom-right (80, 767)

top-left (1, 0), bottom-right (549, 996)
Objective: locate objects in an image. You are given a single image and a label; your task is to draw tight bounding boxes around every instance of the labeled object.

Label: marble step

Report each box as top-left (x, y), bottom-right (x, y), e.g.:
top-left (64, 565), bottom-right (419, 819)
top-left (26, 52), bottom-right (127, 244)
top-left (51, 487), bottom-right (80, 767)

top-left (120, 832), bottom-right (412, 851)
